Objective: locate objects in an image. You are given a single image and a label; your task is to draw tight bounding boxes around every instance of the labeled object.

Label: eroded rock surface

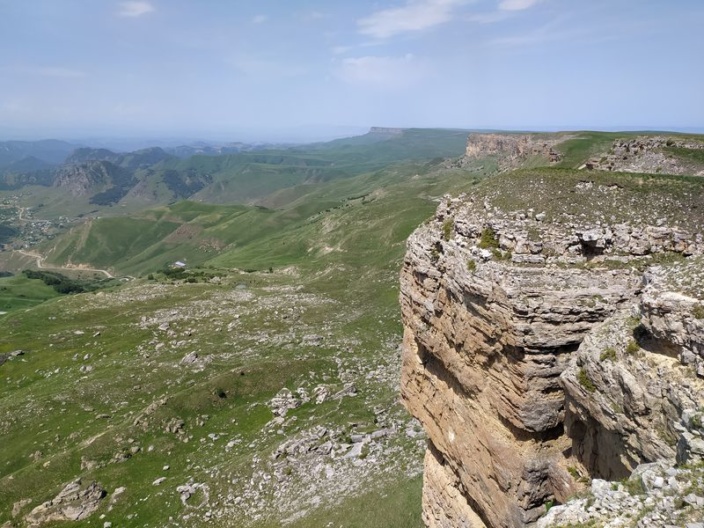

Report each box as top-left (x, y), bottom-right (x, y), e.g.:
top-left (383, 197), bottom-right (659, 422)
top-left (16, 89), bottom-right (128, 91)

top-left (24, 479), bottom-right (105, 526)
top-left (464, 133), bottom-right (563, 170)
top-left (400, 184), bottom-right (704, 527)
top-left (584, 136), bottom-right (704, 175)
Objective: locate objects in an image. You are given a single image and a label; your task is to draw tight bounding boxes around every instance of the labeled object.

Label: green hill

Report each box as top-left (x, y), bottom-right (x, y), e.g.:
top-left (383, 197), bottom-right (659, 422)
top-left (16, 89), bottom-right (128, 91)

top-left (3, 128), bottom-right (704, 527)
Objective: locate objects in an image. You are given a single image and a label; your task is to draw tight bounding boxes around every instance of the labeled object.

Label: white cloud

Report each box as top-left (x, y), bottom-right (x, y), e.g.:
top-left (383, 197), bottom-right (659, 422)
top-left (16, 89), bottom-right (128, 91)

top-left (498, 0), bottom-right (543, 11)
top-left (117, 1), bottom-right (155, 18)
top-left (335, 54), bottom-right (426, 88)
top-left (252, 14), bottom-right (268, 24)
top-left (358, 0), bottom-right (464, 39)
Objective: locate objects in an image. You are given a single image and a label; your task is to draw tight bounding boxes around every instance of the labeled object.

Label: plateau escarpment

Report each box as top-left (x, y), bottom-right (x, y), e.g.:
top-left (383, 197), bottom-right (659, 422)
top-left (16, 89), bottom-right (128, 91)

top-left (463, 133), bottom-right (563, 171)
top-left (400, 168), bottom-right (704, 527)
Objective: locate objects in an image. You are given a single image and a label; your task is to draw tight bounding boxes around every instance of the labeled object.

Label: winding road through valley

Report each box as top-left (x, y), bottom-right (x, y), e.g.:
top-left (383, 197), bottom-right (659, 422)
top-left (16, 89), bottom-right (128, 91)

top-left (15, 249), bottom-right (115, 279)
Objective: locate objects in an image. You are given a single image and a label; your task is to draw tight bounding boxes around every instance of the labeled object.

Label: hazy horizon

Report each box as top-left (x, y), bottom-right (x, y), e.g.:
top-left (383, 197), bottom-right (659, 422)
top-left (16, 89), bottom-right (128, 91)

top-left (2, 1), bottom-right (703, 142)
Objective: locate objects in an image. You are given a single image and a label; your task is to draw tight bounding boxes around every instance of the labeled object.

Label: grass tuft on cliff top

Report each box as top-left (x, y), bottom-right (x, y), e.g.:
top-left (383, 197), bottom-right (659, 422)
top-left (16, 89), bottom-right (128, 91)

top-left (473, 167), bottom-right (704, 232)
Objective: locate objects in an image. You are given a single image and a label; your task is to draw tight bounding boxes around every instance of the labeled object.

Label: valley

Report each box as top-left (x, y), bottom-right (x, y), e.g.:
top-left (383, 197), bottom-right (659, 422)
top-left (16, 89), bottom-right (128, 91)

top-left (1, 128), bottom-right (704, 527)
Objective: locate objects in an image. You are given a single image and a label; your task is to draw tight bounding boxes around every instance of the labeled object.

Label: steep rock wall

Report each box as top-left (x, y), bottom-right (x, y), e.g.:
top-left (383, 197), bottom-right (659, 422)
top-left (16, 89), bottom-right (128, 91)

top-left (400, 188), bottom-right (704, 527)
top-left (464, 134), bottom-right (562, 170)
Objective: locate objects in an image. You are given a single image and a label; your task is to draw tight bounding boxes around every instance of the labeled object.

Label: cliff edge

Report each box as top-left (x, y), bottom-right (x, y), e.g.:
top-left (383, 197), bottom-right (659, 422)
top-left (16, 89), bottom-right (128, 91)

top-left (400, 167), bottom-right (704, 527)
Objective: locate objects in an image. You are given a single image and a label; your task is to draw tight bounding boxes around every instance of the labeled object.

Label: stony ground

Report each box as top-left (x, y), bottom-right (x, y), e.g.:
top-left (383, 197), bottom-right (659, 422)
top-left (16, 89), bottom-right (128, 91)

top-left (0, 268), bottom-right (426, 528)
top-left (539, 459), bottom-right (704, 528)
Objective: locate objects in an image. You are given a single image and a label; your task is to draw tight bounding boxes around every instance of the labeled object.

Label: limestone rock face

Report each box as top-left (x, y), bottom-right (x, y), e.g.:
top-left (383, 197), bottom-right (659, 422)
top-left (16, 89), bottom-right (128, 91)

top-left (584, 136), bottom-right (704, 175)
top-left (561, 310), bottom-right (704, 479)
top-left (52, 161), bottom-right (130, 197)
top-left (400, 192), bottom-right (704, 528)
top-left (422, 445), bottom-right (487, 528)
top-left (464, 133), bottom-right (562, 170)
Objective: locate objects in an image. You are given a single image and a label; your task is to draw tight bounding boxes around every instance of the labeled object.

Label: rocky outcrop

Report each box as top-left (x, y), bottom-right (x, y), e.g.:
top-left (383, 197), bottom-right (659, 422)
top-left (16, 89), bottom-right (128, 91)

top-left (463, 133), bottom-right (562, 170)
top-left (400, 180), bottom-right (704, 527)
top-left (583, 136), bottom-right (704, 175)
top-left (561, 308), bottom-right (704, 480)
top-left (24, 479), bottom-right (105, 526)
top-left (52, 160), bottom-right (134, 201)
top-left (538, 459), bottom-right (704, 527)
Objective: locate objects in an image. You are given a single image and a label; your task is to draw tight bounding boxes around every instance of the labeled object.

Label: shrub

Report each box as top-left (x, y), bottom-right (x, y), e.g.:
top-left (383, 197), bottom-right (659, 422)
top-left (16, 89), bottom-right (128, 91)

top-left (625, 340), bottom-right (639, 355)
top-left (692, 304), bottom-right (704, 319)
top-left (466, 259), bottom-right (476, 272)
top-left (430, 247), bottom-right (440, 263)
top-left (577, 367), bottom-right (596, 392)
top-left (622, 476), bottom-right (646, 495)
top-left (442, 219), bottom-right (453, 241)
top-left (600, 347), bottom-right (617, 361)
top-left (478, 227), bottom-right (500, 249)
top-left (626, 315), bottom-right (641, 328)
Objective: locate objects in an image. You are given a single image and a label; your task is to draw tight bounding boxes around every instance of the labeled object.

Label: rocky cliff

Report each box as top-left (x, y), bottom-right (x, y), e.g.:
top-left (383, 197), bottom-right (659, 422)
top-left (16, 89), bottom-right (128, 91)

top-left (400, 169), bottom-right (704, 527)
top-left (583, 136), bottom-right (704, 176)
top-left (463, 134), bottom-right (563, 170)
top-left (52, 161), bottom-right (134, 199)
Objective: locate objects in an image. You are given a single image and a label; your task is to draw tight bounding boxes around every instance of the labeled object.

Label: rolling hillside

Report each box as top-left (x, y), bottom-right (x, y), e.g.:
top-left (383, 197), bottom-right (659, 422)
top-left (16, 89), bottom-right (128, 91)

top-left (2, 128), bottom-right (704, 527)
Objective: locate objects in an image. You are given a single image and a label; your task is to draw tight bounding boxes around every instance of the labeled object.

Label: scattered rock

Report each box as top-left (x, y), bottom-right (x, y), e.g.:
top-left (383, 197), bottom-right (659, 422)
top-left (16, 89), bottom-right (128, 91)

top-left (24, 479), bottom-right (105, 526)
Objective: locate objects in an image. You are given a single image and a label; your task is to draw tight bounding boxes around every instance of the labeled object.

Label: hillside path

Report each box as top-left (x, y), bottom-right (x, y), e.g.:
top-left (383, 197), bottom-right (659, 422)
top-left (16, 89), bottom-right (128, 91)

top-left (15, 249), bottom-right (114, 279)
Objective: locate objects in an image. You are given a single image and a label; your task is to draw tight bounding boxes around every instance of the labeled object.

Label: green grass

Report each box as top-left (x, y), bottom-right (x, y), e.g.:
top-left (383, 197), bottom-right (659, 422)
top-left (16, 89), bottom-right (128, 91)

top-left (0, 132), bottom-right (487, 526)
top-left (553, 131), bottom-right (627, 168)
top-left (0, 270), bottom-right (422, 527)
top-left (281, 474), bottom-right (424, 528)
top-left (0, 274), bottom-right (60, 312)
top-left (39, 158), bottom-right (481, 278)
top-left (625, 340), bottom-right (640, 355)
top-left (577, 368), bottom-right (596, 392)
top-left (665, 146), bottom-right (704, 165)
top-left (0, 157), bottom-right (461, 525)
top-left (599, 347), bottom-right (617, 362)
top-left (478, 227), bottom-right (500, 249)
top-left (470, 167), bottom-right (704, 233)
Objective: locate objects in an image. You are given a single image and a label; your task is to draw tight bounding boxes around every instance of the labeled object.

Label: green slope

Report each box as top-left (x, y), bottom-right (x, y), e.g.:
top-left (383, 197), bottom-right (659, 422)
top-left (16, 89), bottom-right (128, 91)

top-left (4, 129), bottom-right (704, 527)
top-left (0, 274), bottom-right (60, 312)
top-left (137, 128), bottom-right (471, 205)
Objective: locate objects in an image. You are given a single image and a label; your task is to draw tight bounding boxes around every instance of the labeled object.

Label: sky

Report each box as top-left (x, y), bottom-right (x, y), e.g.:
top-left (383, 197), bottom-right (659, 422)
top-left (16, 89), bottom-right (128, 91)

top-left (1, 0), bottom-right (703, 141)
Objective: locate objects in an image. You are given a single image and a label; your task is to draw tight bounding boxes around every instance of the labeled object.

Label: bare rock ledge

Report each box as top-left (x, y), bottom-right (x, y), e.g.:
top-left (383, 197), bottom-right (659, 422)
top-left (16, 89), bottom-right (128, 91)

top-left (400, 191), bottom-right (704, 528)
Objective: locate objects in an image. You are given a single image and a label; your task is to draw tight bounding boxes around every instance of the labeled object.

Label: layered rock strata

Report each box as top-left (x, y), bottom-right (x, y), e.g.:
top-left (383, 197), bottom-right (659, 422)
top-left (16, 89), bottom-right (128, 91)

top-left (464, 134), bottom-right (563, 170)
top-left (400, 190), bottom-right (704, 527)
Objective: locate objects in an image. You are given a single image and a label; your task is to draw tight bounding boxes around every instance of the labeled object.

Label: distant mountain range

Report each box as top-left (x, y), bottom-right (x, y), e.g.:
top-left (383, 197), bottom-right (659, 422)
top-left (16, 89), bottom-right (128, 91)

top-left (0, 128), bottom-right (471, 210)
top-left (0, 139), bottom-right (77, 168)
